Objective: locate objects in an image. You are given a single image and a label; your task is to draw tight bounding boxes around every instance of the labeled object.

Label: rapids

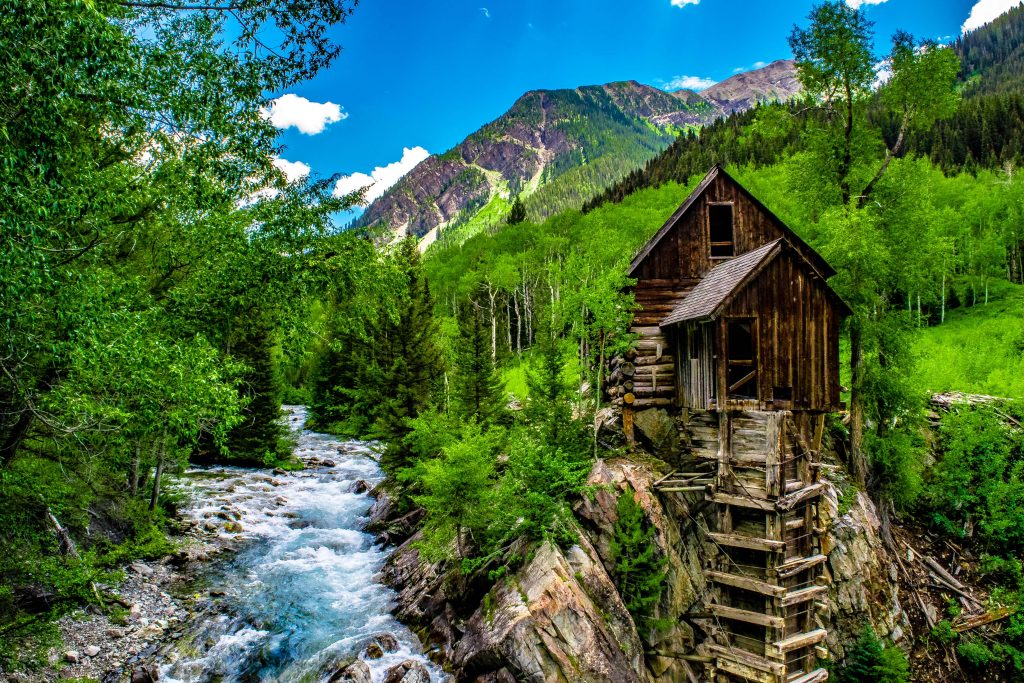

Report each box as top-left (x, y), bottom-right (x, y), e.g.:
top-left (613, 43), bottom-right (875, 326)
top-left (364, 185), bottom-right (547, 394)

top-left (157, 405), bottom-right (441, 682)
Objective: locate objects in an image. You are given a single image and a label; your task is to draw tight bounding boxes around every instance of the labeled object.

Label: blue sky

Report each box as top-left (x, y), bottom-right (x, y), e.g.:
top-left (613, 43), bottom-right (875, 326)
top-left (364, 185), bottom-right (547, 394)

top-left (264, 0), bottom-right (1016, 205)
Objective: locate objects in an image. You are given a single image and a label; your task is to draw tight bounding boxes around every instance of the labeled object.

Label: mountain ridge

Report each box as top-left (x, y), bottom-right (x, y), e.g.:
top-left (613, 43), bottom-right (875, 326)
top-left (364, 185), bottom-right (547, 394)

top-left (354, 59), bottom-right (800, 246)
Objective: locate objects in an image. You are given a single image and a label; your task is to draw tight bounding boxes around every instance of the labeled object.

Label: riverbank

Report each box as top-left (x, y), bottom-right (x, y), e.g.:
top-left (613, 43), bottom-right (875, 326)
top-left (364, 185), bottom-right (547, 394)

top-left (6, 406), bottom-right (440, 683)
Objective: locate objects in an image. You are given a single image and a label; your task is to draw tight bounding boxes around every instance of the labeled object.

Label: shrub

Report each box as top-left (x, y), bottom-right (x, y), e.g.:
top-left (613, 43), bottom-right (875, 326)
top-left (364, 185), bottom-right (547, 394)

top-left (609, 487), bottom-right (666, 628)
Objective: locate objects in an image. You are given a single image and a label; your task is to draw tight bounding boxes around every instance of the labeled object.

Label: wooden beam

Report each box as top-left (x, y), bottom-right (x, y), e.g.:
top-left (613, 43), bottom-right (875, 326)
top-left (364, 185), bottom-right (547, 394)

top-left (781, 585), bottom-right (828, 607)
top-left (709, 603), bottom-right (785, 629)
top-left (775, 554), bottom-right (827, 579)
top-left (708, 532), bottom-right (785, 552)
top-left (709, 490), bottom-right (775, 511)
top-left (716, 658), bottom-right (775, 683)
top-left (787, 668), bottom-right (829, 683)
top-left (706, 570), bottom-right (785, 598)
top-left (776, 482), bottom-right (826, 511)
top-left (772, 628), bottom-right (828, 654)
top-left (705, 643), bottom-right (786, 677)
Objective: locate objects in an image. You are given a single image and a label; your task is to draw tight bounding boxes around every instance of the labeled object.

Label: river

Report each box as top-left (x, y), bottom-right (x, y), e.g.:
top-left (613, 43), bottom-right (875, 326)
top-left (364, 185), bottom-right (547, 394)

top-left (157, 405), bottom-right (441, 682)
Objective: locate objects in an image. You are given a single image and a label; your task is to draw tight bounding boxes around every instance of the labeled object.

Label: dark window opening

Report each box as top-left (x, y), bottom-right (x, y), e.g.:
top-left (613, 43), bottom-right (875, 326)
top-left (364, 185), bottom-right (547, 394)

top-left (727, 319), bottom-right (757, 400)
top-left (709, 203), bottom-right (735, 258)
top-left (773, 386), bottom-right (793, 402)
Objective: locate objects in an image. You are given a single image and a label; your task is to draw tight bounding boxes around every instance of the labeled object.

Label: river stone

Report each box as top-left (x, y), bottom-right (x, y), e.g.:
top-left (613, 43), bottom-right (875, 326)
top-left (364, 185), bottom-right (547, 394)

top-left (364, 644), bottom-right (383, 659)
top-left (632, 408), bottom-right (678, 458)
top-left (329, 660), bottom-right (372, 683)
top-left (130, 665), bottom-right (159, 683)
top-left (63, 651), bottom-right (80, 663)
top-left (370, 632), bottom-right (400, 653)
top-left (83, 645), bottom-right (100, 657)
top-left (382, 660), bottom-right (430, 683)
top-left (352, 479), bottom-right (371, 494)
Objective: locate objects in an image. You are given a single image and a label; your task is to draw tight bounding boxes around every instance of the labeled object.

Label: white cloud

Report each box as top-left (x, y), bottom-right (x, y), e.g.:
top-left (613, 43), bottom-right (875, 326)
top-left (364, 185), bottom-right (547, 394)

top-left (753, 60), bottom-right (767, 68)
top-left (263, 94), bottom-right (347, 135)
top-left (846, 0), bottom-right (889, 8)
top-left (274, 157), bottom-right (310, 182)
top-left (662, 75), bottom-right (717, 91)
top-left (333, 146), bottom-right (431, 205)
top-left (480, 6), bottom-right (490, 18)
top-left (670, 0), bottom-right (700, 6)
top-left (962, 0), bottom-right (1019, 32)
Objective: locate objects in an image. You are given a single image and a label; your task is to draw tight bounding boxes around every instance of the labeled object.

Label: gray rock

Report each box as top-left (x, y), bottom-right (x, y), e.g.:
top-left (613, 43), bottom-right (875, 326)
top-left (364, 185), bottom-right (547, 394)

top-left (131, 562), bottom-right (154, 577)
top-left (63, 650), bottom-right (80, 663)
top-left (329, 659), bottom-right (372, 683)
top-left (131, 665), bottom-right (159, 683)
top-left (632, 408), bottom-right (678, 459)
top-left (382, 660), bottom-right (430, 683)
top-left (83, 645), bottom-right (100, 657)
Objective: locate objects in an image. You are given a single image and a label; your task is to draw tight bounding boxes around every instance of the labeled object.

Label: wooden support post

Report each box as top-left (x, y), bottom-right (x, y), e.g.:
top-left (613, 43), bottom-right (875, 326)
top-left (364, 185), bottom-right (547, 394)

top-left (623, 407), bottom-right (635, 448)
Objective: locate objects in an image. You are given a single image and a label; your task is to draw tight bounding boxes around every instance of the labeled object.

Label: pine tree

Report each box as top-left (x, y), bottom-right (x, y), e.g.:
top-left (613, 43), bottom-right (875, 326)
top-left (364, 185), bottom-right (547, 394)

top-left (377, 239), bottom-right (445, 470)
top-left (525, 319), bottom-right (573, 446)
top-left (609, 487), bottom-right (666, 626)
top-left (455, 302), bottom-right (506, 423)
top-left (225, 325), bottom-right (285, 465)
top-left (506, 196), bottom-right (527, 225)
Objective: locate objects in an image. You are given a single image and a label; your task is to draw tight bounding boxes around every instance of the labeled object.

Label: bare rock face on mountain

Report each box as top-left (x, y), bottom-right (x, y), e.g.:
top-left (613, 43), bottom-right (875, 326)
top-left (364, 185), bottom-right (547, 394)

top-left (357, 61), bottom-right (799, 245)
top-left (702, 59), bottom-right (801, 115)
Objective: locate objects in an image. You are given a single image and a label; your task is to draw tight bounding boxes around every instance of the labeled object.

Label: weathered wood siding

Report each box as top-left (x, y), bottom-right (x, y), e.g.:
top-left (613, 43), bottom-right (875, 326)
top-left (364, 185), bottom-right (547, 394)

top-left (633, 173), bottom-right (793, 282)
top-left (715, 251), bottom-right (842, 412)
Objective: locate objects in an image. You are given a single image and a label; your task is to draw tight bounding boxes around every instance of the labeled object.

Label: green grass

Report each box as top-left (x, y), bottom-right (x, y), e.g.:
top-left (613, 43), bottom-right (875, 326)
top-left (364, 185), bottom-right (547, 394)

top-left (913, 281), bottom-right (1024, 400)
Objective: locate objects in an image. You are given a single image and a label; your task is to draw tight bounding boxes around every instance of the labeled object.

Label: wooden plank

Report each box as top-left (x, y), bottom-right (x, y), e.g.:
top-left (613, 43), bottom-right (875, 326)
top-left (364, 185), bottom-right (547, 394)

top-left (709, 490), bottom-right (776, 512)
top-left (709, 603), bottom-right (786, 629)
top-left (775, 554), bottom-right (827, 579)
top-left (786, 668), bottom-right (829, 683)
top-left (776, 482), bottom-right (826, 511)
top-left (706, 570), bottom-right (785, 598)
top-left (716, 658), bottom-right (774, 683)
top-left (708, 532), bottom-right (785, 552)
top-left (781, 585), bottom-right (828, 607)
top-left (772, 628), bottom-right (828, 654)
top-left (706, 644), bottom-right (786, 677)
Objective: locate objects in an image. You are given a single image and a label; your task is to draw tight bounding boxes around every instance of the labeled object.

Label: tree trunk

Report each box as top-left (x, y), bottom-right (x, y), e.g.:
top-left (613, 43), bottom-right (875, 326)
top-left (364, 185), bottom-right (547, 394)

top-left (514, 289), bottom-right (522, 355)
top-left (129, 441), bottom-right (141, 496)
top-left (488, 285), bottom-right (497, 362)
top-left (849, 318), bottom-right (868, 487)
top-left (149, 432), bottom-right (167, 512)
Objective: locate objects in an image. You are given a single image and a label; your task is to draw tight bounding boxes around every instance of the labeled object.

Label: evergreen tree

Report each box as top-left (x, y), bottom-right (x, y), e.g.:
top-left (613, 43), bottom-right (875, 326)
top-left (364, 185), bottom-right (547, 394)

top-left (609, 487), bottom-right (666, 626)
top-left (506, 196), bottom-right (528, 224)
top-left (455, 302), bottom-right (506, 423)
top-left (836, 627), bottom-right (910, 683)
top-left (377, 239), bottom-right (446, 469)
top-left (224, 325), bottom-right (285, 465)
top-left (525, 318), bottom-right (574, 447)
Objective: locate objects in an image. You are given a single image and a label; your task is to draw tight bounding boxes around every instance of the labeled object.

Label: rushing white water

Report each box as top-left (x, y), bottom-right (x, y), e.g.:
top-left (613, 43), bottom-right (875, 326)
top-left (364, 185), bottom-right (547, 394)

top-left (159, 405), bottom-right (442, 683)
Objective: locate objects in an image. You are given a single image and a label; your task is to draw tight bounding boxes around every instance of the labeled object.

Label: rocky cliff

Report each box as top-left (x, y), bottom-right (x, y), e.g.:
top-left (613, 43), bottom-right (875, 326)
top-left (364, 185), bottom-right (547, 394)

top-left (369, 429), bottom-right (911, 683)
top-left (356, 61), bottom-right (800, 246)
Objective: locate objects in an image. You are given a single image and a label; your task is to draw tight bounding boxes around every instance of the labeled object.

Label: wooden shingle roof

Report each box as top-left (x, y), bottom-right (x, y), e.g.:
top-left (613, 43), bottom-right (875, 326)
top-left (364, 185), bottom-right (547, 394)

top-left (661, 240), bottom-right (782, 325)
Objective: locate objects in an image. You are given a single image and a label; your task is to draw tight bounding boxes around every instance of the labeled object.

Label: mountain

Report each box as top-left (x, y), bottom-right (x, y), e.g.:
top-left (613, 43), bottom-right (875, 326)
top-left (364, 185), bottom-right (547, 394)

top-left (355, 60), bottom-right (799, 246)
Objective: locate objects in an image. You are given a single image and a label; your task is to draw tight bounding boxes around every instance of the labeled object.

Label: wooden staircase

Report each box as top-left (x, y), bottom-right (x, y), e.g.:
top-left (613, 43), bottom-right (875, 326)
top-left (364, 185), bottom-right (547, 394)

top-left (656, 410), bottom-right (830, 683)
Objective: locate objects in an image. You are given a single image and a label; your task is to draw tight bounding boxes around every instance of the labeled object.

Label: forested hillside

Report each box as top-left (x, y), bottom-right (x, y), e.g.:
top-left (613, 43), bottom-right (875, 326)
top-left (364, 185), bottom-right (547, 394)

top-left (588, 3), bottom-right (1024, 211)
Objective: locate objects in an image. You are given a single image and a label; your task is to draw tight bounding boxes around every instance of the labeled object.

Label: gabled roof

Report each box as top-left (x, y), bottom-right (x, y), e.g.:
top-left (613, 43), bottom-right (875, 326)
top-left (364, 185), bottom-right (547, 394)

top-left (661, 240), bottom-right (782, 325)
top-left (661, 238), bottom-right (852, 326)
top-left (627, 165), bottom-right (836, 279)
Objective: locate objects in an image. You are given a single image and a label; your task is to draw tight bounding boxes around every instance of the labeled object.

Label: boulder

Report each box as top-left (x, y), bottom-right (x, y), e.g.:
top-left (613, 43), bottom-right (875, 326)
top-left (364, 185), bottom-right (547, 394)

top-left (83, 645), bottom-right (100, 657)
top-left (453, 537), bottom-right (646, 682)
top-left (130, 665), bottom-right (159, 683)
top-left (352, 479), bottom-right (371, 494)
top-left (329, 659), bottom-right (372, 683)
top-left (364, 644), bottom-right (383, 659)
top-left (63, 651), bottom-right (80, 664)
top-left (632, 408), bottom-right (678, 459)
top-left (382, 660), bottom-right (430, 683)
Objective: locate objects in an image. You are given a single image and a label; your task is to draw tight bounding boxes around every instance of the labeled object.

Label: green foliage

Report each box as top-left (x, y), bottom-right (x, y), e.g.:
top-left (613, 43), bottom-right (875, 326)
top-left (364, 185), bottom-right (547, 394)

top-left (609, 487), bottom-right (666, 627)
top-left (835, 626), bottom-right (911, 683)
top-left (454, 303), bottom-right (506, 423)
top-left (924, 406), bottom-right (1024, 552)
top-left (414, 422), bottom-right (502, 561)
top-left (506, 196), bottom-right (527, 225)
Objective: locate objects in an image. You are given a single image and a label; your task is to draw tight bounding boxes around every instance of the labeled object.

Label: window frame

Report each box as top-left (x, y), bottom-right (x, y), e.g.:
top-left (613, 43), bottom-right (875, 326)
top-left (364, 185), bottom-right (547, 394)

top-left (707, 201), bottom-right (736, 260)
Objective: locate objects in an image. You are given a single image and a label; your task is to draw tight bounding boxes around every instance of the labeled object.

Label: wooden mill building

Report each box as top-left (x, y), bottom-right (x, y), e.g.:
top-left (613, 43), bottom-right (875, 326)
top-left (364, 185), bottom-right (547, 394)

top-left (607, 166), bottom-right (850, 683)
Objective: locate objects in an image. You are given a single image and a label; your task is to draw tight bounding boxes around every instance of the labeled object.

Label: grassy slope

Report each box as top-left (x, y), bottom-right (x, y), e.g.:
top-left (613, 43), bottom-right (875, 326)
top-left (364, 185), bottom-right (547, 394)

top-left (913, 281), bottom-right (1024, 399)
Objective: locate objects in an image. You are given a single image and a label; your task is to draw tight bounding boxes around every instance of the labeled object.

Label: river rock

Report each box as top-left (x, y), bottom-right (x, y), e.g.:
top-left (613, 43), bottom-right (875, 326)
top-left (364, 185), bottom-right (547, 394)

top-left (329, 659), bottom-right (372, 683)
top-left (364, 643), bottom-right (383, 659)
top-left (131, 562), bottom-right (154, 577)
top-left (131, 665), bottom-right (159, 683)
top-left (83, 645), bottom-right (100, 657)
top-left (63, 651), bottom-right (80, 663)
top-left (365, 491), bottom-right (394, 533)
top-left (370, 632), bottom-right (400, 653)
top-left (382, 660), bottom-right (430, 683)
top-left (352, 479), bottom-right (371, 494)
